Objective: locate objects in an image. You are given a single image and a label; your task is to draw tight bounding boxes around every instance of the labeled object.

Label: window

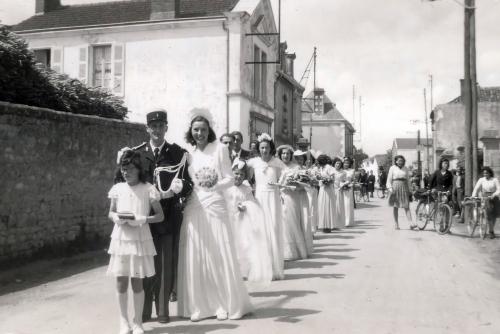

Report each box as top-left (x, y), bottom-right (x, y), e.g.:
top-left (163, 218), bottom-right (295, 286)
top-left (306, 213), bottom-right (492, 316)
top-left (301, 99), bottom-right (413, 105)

top-left (250, 111), bottom-right (272, 141)
top-left (92, 45), bottom-right (112, 90)
top-left (282, 106), bottom-right (288, 135)
top-left (33, 49), bottom-right (51, 68)
top-left (261, 51), bottom-right (267, 102)
top-left (253, 45), bottom-right (261, 100)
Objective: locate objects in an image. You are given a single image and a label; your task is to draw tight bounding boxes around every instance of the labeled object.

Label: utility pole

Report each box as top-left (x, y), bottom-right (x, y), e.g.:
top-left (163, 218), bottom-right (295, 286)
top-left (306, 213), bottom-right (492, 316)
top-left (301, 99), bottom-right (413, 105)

top-left (352, 85), bottom-right (356, 130)
top-left (469, 0), bottom-right (479, 186)
top-left (463, 0), bottom-right (474, 196)
top-left (417, 129), bottom-right (422, 179)
top-left (309, 47), bottom-right (317, 147)
top-left (424, 88), bottom-right (431, 172)
top-left (359, 96), bottom-right (362, 148)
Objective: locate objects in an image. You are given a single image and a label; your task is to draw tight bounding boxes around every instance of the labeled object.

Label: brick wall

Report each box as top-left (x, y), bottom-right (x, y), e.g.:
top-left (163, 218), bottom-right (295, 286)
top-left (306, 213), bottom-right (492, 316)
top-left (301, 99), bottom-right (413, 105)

top-left (0, 102), bottom-right (147, 264)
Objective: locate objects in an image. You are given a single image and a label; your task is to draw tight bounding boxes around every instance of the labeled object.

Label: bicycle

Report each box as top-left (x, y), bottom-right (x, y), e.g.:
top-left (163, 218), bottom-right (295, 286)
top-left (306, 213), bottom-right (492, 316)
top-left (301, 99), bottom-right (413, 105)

top-left (376, 185), bottom-right (387, 199)
top-left (353, 182), bottom-right (370, 202)
top-left (462, 196), bottom-right (488, 239)
top-left (415, 190), bottom-right (453, 234)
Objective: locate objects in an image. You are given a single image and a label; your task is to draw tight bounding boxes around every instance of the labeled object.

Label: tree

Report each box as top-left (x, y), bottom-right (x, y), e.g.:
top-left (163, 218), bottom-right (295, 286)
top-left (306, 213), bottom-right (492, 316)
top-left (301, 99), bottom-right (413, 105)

top-left (352, 146), bottom-right (369, 169)
top-left (0, 26), bottom-right (128, 119)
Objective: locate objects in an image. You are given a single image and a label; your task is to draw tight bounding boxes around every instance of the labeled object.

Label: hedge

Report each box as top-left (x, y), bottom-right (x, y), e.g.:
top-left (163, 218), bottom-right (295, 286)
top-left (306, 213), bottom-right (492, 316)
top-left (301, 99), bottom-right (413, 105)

top-left (0, 25), bottom-right (128, 119)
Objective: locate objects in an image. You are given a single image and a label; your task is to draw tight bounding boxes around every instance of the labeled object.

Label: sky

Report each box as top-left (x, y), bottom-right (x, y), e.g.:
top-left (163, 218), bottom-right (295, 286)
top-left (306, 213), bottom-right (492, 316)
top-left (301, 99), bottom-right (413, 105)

top-left (1, 0), bottom-right (500, 156)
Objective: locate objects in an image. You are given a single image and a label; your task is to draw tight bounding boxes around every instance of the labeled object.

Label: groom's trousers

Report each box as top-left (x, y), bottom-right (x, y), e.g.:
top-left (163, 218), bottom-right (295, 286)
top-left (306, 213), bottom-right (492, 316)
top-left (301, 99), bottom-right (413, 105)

top-left (143, 232), bottom-right (179, 320)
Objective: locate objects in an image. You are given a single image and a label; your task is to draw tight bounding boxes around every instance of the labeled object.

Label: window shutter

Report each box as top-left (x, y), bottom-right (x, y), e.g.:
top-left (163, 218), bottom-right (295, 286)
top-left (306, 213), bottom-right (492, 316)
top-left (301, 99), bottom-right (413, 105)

top-left (50, 47), bottom-right (63, 73)
top-left (78, 46), bottom-right (89, 84)
top-left (112, 43), bottom-right (125, 95)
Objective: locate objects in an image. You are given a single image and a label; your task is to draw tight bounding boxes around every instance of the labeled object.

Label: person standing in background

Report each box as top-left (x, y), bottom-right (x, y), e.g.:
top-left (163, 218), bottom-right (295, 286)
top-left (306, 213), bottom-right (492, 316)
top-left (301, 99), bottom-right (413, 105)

top-left (452, 167), bottom-right (465, 218)
top-left (367, 171), bottom-right (376, 198)
top-left (230, 131), bottom-right (250, 161)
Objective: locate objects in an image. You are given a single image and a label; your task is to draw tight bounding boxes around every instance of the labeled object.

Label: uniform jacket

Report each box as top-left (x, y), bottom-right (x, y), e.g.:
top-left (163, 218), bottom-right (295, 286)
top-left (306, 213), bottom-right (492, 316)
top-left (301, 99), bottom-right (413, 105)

top-left (137, 142), bottom-right (193, 236)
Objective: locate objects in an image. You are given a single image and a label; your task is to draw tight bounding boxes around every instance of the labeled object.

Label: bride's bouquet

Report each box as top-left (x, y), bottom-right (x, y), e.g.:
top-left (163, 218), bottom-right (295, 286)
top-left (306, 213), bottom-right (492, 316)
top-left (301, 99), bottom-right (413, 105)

top-left (285, 170), bottom-right (311, 187)
top-left (314, 168), bottom-right (334, 186)
top-left (194, 167), bottom-right (218, 189)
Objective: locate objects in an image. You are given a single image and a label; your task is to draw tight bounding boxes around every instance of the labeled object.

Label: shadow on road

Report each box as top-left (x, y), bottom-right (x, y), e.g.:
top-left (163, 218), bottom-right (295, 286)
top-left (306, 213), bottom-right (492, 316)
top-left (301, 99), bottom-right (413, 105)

top-left (314, 247), bottom-right (359, 253)
top-left (149, 323), bottom-right (239, 333)
top-left (250, 307), bottom-right (321, 323)
top-left (285, 260), bottom-right (338, 269)
top-left (0, 250), bottom-right (108, 296)
top-left (284, 273), bottom-right (345, 280)
top-left (250, 289), bottom-right (317, 298)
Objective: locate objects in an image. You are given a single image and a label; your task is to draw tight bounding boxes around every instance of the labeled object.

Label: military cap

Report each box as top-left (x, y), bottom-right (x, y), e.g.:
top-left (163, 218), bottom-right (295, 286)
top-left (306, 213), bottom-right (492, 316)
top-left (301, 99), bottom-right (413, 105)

top-left (146, 109), bottom-right (168, 124)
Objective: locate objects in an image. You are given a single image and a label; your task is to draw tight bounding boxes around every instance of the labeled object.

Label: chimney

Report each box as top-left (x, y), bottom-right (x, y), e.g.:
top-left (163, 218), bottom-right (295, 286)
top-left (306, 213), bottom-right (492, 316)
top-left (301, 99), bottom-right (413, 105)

top-left (151, 0), bottom-right (178, 20)
top-left (285, 53), bottom-right (296, 77)
top-left (35, 0), bottom-right (61, 15)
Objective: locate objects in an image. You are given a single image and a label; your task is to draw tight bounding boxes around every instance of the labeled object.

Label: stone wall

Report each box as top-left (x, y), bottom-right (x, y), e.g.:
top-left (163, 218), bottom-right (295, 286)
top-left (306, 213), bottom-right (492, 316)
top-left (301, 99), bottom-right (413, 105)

top-left (0, 102), bottom-right (147, 264)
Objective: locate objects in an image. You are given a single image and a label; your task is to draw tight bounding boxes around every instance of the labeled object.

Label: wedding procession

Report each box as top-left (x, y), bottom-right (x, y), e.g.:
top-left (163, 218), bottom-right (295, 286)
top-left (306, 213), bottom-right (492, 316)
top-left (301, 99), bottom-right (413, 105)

top-left (109, 108), bottom-right (359, 334)
top-left (1, 0), bottom-right (500, 333)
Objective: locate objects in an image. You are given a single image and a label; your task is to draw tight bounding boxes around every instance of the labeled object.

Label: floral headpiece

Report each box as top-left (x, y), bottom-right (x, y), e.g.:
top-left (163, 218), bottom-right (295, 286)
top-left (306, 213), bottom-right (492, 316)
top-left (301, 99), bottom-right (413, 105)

top-left (188, 107), bottom-right (215, 128)
top-left (257, 133), bottom-right (272, 143)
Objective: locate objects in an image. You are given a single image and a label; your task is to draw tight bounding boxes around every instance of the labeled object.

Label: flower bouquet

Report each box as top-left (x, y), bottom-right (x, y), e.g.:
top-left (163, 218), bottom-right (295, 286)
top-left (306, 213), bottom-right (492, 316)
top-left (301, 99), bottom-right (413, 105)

top-left (194, 167), bottom-right (218, 190)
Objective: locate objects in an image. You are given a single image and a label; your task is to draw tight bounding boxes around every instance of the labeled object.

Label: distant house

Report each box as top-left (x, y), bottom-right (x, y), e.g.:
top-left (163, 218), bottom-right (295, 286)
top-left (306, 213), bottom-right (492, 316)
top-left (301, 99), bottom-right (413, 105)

top-left (301, 88), bottom-right (355, 158)
top-left (391, 137), bottom-right (433, 172)
top-left (431, 84), bottom-right (500, 175)
top-left (13, 0), bottom-right (279, 146)
top-left (273, 42), bottom-right (305, 147)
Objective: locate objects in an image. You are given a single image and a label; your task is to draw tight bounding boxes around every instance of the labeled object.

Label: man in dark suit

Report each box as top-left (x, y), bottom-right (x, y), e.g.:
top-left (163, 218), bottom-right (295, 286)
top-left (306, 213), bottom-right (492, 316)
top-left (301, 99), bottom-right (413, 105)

top-left (452, 166), bottom-right (465, 218)
top-left (378, 167), bottom-right (387, 198)
top-left (230, 131), bottom-right (250, 161)
top-left (367, 170), bottom-right (376, 198)
top-left (131, 109), bottom-right (192, 324)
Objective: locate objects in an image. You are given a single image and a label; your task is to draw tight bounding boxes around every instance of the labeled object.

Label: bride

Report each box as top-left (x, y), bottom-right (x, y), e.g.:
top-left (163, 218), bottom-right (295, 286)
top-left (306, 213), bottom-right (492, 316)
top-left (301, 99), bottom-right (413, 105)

top-left (177, 111), bottom-right (253, 321)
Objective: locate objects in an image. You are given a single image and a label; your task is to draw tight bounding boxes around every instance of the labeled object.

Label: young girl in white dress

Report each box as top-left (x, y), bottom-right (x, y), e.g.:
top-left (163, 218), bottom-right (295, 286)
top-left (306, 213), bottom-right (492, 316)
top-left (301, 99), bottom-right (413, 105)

top-left (107, 150), bottom-right (164, 334)
top-left (247, 134), bottom-right (286, 280)
top-left (225, 159), bottom-right (273, 283)
top-left (177, 114), bottom-right (253, 322)
top-left (277, 145), bottom-right (308, 261)
top-left (343, 157), bottom-right (355, 227)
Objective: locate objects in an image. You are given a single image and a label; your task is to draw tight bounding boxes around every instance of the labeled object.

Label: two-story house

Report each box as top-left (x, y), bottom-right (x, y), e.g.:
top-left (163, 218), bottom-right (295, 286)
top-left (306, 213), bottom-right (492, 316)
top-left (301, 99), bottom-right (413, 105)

top-left (301, 88), bottom-right (355, 158)
top-left (13, 0), bottom-right (279, 145)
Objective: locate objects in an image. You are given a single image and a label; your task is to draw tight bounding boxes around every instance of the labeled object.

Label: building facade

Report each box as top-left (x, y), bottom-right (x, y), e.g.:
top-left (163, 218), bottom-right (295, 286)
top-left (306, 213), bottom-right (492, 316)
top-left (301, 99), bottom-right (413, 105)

top-left (14, 0), bottom-right (279, 146)
top-left (391, 138), bottom-right (433, 173)
top-left (431, 85), bottom-right (500, 175)
top-left (273, 42), bottom-right (304, 146)
top-left (301, 89), bottom-right (354, 158)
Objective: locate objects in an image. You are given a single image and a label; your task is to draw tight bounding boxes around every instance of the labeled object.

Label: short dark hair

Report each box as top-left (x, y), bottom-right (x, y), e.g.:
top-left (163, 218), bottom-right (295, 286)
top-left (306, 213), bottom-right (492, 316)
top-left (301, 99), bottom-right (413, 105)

top-left (258, 138), bottom-right (276, 156)
top-left (231, 131), bottom-right (244, 141)
top-left (394, 155), bottom-right (406, 166)
top-left (438, 158), bottom-right (450, 170)
top-left (119, 150), bottom-right (147, 183)
top-left (277, 146), bottom-right (294, 161)
top-left (185, 116), bottom-right (217, 146)
top-left (343, 157), bottom-right (353, 167)
top-left (220, 133), bottom-right (235, 142)
top-left (332, 157), bottom-right (343, 169)
top-left (481, 166), bottom-right (494, 177)
top-left (317, 154), bottom-right (330, 166)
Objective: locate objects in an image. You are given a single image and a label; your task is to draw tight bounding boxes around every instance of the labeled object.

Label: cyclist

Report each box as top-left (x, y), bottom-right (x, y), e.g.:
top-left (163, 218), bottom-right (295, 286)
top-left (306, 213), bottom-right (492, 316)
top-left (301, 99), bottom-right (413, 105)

top-left (471, 166), bottom-right (500, 239)
top-left (429, 158), bottom-right (453, 200)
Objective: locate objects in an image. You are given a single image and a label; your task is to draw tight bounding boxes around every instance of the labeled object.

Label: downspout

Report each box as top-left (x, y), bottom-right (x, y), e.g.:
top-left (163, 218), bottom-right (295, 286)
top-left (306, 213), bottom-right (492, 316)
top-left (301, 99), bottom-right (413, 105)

top-left (223, 18), bottom-right (230, 133)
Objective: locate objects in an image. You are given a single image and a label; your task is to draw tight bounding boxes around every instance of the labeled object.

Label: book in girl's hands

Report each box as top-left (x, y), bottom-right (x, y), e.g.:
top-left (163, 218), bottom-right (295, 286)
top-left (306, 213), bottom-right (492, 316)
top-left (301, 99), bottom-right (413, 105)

top-left (117, 212), bottom-right (135, 220)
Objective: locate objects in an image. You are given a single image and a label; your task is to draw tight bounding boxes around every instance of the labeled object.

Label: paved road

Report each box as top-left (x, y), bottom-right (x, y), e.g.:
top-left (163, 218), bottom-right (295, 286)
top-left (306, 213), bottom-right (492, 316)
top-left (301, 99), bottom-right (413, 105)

top-left (1, 198), bottom-right (499, 334)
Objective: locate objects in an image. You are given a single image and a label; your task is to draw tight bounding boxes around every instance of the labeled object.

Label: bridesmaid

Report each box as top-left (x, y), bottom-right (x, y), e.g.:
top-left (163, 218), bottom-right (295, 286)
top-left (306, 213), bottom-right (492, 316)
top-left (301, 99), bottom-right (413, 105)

top-left (304, 154), bottom-right (319, 233)
top-left (317, 155), bottom-right (336, 233)
top-left (277, 145), bottom-right (307, 261)
top-left (293, 150), bottom-right (314, 256)
top-left (247, 134), bottom-right (286, 280)
top-left (331, 158), bottom-right (347, 230)
top-left (343, 157), bottom-right (355, 227)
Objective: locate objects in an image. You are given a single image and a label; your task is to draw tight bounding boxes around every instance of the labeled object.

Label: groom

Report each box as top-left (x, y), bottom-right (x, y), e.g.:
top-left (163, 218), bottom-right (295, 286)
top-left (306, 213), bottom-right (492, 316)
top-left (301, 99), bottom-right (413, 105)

top-left (132, 109), bottom-right (192, 323)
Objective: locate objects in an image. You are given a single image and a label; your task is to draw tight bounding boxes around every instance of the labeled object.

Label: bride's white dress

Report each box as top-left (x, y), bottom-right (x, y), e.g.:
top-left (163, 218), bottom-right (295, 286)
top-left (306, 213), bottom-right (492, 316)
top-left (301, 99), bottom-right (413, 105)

top-left (177, 142), bottom-right (253, 320)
